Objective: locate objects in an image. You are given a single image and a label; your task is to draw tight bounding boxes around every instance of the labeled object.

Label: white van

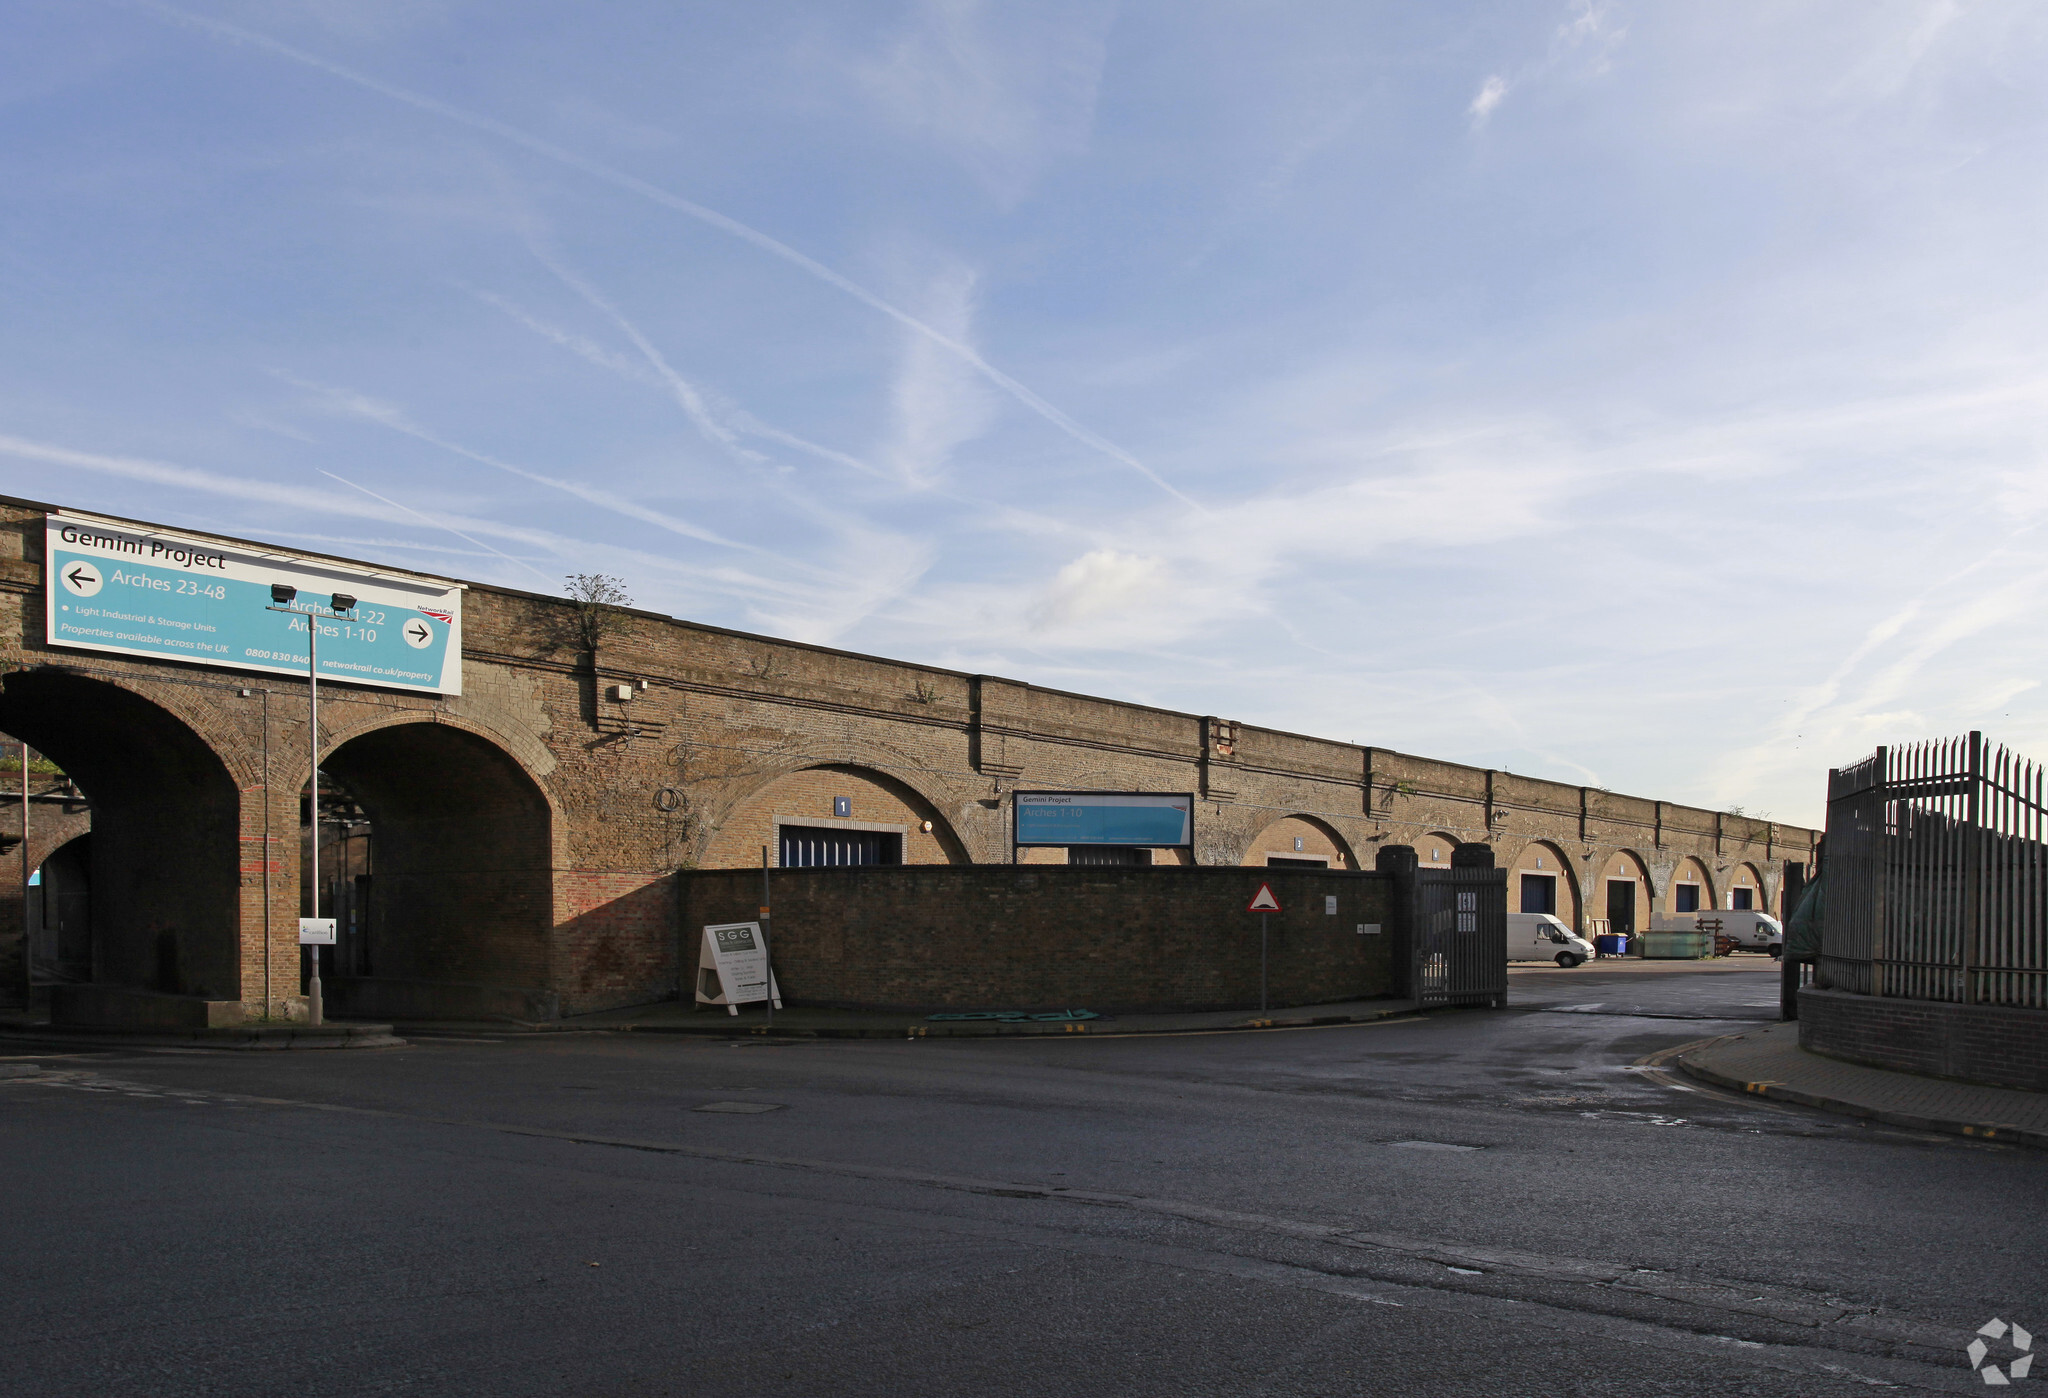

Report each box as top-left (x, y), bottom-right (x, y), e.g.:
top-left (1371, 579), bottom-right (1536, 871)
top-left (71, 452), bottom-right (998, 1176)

top-left (1655, 910), bottom-right (1784, 956)
top-left (1508, 913), bottom-right (1595, 967)
top-left (1697, 911), bottom-right (1783, 956)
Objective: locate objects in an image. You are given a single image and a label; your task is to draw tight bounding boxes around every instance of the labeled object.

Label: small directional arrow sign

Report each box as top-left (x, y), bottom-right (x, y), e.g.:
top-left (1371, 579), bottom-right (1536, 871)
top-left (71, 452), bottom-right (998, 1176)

top-left (1247, 882), bottom-right (1281, 913)
top-left (402, 618), bottom-right (434, 649)
top-left (60, 560), bottom-right (102, 596)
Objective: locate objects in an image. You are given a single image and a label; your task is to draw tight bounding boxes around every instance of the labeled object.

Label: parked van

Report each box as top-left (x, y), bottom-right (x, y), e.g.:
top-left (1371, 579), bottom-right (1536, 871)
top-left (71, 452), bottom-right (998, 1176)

top-left (1508, 913), bottom-right (1595, 967)
top-left (1655, 910), bottom-right (1784, 957)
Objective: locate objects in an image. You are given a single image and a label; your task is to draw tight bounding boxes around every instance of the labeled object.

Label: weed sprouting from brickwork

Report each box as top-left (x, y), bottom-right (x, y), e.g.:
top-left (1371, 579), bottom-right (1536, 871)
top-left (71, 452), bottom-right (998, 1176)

top-left (566, 573), bottom-right (633, 654)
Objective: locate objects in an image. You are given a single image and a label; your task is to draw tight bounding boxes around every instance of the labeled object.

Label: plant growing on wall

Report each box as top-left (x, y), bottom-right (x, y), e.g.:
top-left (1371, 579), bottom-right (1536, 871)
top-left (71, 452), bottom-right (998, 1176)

top-left (566, 572), bottom-right (633, 654)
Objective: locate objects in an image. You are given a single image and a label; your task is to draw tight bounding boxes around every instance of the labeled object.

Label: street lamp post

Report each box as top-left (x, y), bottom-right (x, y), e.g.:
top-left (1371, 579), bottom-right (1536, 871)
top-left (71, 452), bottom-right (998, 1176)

top-left (267, 584), bottom-right (355, 1027)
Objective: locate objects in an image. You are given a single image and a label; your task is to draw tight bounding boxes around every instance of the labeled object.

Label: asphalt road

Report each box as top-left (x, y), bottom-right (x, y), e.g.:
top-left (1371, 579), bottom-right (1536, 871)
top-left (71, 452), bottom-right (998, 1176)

top-left (2, 964), bottom-right (2041, 1396)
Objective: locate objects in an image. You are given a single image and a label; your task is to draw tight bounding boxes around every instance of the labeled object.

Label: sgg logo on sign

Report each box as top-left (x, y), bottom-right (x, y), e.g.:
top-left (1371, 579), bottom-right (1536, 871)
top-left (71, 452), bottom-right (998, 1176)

top-left (715, 927), bottom-right (758, 952)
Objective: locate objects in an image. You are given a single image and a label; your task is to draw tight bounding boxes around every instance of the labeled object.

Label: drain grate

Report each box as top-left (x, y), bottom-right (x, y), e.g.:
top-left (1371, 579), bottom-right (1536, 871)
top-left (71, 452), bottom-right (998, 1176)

top-left (693, 1101), bottom-right (785, 1113)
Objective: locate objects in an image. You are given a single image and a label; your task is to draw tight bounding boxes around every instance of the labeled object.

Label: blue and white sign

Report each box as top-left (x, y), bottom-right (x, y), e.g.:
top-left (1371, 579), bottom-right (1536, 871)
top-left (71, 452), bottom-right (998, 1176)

top-left (46, 511), bottom-right (464, 695)
top-left (1015, 792), bottom-right (1194, 847)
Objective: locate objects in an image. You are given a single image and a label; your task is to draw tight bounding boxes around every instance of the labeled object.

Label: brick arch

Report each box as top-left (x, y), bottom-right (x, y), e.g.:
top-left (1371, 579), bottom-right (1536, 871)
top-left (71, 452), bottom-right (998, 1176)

top-left (0, 667), bottom-right (244, 1004)
top-left (1594, 848), bottom-right (1653, 936)
top-left (27, 831), bottom-right (93, 986)
top-left (1666, 855), bottom-right (1716, 915)
top-left (318, 718), bottom-right (557, 1018)
top-left (318, 709), bottom-right (562, 823)
top-left (1730, 861), bottom-right (1767, 912)
top-left (1241, 814), bottom-right (1357, 870)
top-left (1418, 831), bottom-right (1462, 867)
top-left (700, 762), bottom-right (970, 869)
top-left (1507, 839), bottom-right (1582, 925)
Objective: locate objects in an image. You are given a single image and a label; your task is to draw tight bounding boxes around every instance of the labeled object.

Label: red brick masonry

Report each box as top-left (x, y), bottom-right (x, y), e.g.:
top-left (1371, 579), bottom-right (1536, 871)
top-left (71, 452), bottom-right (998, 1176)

top-left (680, 865), bottom-right (1396, 1014)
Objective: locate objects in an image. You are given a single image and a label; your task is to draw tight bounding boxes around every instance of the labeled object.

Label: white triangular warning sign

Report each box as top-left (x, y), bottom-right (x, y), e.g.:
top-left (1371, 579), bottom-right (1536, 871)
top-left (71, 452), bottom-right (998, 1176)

top-left (1247, 882), bottom-right (1281, 913)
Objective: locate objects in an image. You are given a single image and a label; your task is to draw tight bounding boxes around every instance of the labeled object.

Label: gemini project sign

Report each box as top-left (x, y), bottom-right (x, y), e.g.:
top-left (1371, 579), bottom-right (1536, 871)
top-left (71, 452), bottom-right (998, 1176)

top-left (45, 510), bottom-right (464, 695)
top-left (1014, 791), bottom-right (1194, 848)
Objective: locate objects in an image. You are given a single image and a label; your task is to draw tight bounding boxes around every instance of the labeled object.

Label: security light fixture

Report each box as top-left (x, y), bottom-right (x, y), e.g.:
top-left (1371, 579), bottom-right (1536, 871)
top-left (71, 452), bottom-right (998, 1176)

top-left (270, 583), bottom-right (297, 605)
top-left (330, 592), bottom-right (357, 613)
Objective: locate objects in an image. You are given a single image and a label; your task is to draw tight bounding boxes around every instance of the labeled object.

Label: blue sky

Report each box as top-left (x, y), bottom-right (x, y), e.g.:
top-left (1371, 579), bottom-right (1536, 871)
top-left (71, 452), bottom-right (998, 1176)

top-left (6, 1), bottom-right (2047, 827)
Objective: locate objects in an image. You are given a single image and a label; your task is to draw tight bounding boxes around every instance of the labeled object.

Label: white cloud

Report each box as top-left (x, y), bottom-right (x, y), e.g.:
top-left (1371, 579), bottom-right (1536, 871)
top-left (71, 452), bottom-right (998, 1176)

top-left (1469, 75), bottom-right (1509, 124)
top-left (1028, 549), bottom-right (1168, 633)
top-left (1469, 0), bottom-right (1626, 128)
top-left (878, 261), bottom-right (999, 487)
top-left (856, 0), bottom-right (1111, 202)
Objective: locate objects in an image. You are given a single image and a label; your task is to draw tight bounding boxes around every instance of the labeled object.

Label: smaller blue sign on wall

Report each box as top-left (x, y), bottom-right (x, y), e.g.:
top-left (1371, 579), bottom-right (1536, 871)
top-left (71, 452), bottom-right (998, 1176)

top-left (1015, 792), bottom-right (1193, 847)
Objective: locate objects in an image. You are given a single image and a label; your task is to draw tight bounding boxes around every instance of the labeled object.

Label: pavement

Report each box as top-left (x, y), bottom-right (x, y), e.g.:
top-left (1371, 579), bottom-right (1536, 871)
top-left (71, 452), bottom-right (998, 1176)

top-left (1675, 1020), bottom-right (2048, 1150)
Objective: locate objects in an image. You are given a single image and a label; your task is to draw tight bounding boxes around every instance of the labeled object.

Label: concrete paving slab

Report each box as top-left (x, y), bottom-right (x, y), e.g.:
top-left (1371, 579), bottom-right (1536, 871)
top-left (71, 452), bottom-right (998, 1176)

top-left (1677, 1020), bottom-right (2048, 1149)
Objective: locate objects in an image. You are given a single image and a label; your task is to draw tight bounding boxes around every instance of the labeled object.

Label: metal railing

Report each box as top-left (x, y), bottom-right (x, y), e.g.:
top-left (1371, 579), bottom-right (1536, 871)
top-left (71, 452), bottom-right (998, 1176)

top-left (1821, 732), bottom-right (2048, 1009)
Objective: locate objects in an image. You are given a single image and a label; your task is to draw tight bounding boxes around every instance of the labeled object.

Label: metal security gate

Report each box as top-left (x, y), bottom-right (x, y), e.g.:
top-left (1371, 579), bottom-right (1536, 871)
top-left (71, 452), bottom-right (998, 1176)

top-left (778, 824), bottom-right (903, 867)
top-left (1413, 863), bottom-right (1508, 1007)
top-left (1823, 732), bottom-right (2048, 1009)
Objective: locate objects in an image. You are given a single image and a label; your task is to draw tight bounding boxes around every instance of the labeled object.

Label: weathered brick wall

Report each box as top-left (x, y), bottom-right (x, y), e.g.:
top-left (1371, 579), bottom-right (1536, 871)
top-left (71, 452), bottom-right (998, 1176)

top-left (558, 871), bottom-right (676, 1013)
top-left (1798, 987), bottom-right (2048, 1093)
top-left (1240, 814), bottom-right (1356, 868)
top-left (679, 865), bottom-right (1396, 1013)
top-left (701, 763), bottom-right (969, 869)
top-left (0, 495), bottom-right (1820, 1022)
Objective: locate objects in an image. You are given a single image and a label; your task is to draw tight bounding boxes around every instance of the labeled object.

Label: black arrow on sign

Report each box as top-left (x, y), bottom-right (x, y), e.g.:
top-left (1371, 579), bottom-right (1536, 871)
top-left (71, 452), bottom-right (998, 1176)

top-left (407, 622), bottom-right (429, 642)
top-left (66, 566), bottom-right (94, 589)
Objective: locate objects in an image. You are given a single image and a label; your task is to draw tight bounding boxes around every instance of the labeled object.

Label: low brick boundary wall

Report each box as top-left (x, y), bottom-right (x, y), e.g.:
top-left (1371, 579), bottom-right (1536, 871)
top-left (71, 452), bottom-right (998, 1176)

top-left (678, 865), bottom-right (1396, 1014)
top-left (1798, 986), bottom-right (2048, 1093)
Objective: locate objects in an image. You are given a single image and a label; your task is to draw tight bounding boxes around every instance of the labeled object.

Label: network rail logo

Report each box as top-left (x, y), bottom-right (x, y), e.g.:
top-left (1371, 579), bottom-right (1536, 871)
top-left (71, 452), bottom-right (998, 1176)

top-left (1968, 1318), bottom-right (2033, 1385)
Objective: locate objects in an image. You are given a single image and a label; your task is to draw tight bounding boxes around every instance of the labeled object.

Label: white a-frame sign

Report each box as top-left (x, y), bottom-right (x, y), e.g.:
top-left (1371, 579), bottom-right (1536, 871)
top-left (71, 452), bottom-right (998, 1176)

top-left (696, 922), bottom-right (783, 1015)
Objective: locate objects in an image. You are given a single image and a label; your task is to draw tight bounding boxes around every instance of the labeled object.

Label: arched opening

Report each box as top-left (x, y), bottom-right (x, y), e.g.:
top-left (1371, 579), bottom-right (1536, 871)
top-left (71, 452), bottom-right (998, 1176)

top-left (1596, 850), bottom-right (1651, 939)
top-left (1242, 815), bottom-right (1357, 870)
top-left (1730, 862), bottom-right (1765, 911)
top-left (1509, 841), bottom-right (1581, 928)
top-left (0, 670), bottom-right (243, 1011)
top-left (1666, 856), bottom-right (1716, 917)
top-left (303, 775), bottom-right (374, 983)
top-left (28, 833), bottom-right (93, 986)
top-left (703, 764), bottom-right (968, 869)
top-left (1418, 832), bottom-right (1461, 868)
top-left (318, 721), bottom-right (555, 1021)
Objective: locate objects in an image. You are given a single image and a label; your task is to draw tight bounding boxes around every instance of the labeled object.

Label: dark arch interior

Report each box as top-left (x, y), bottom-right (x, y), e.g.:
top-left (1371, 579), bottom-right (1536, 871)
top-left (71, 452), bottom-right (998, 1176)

top-left (31, 833), bottom-right (93, 984)
top-left (321, 722), bottom-right (553, 1010)
top-left (0, 669), bottom-right (241, 999)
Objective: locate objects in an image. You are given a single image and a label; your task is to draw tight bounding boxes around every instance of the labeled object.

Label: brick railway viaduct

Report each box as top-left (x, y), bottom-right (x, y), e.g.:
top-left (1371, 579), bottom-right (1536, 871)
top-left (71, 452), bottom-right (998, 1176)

top-left (0, 499), bottom-right (1817, 1023)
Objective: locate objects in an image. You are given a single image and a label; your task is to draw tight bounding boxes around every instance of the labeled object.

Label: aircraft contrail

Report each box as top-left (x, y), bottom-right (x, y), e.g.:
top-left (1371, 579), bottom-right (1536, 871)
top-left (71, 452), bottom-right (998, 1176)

top-left (133, 0), bottom-right (1200, 510)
